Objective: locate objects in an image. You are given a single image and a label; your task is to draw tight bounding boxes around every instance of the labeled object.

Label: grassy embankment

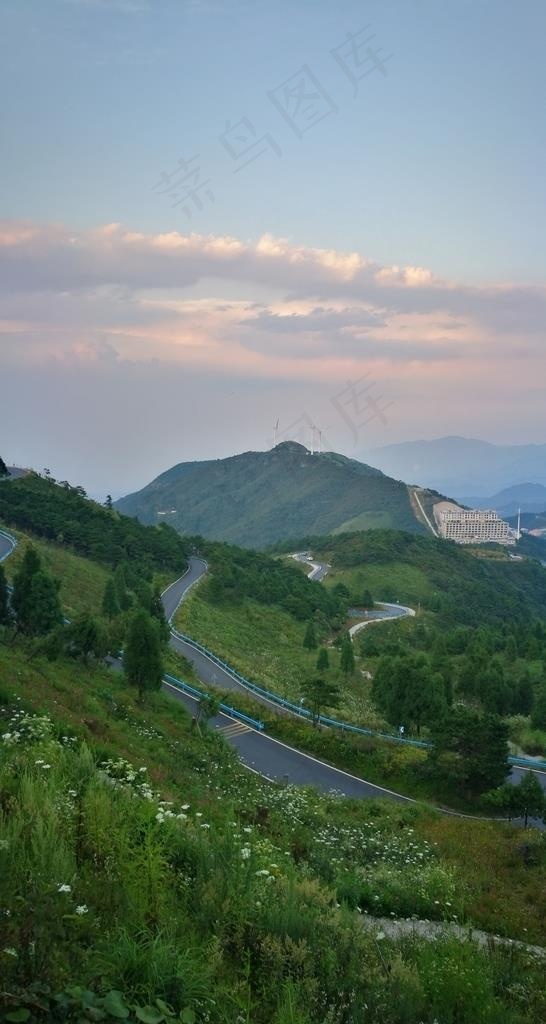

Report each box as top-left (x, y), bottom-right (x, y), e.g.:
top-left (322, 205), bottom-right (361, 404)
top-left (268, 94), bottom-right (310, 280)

top-left (174, 583), bottom-right (388, 727)
top-left (2, 525), bottom-right (109, 618)
top-left (3, 643), bottom-right (544, 954)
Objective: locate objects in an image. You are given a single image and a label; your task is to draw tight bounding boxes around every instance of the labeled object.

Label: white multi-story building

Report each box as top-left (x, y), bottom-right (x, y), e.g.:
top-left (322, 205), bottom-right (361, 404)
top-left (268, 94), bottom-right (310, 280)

top-left (433, 502), bottom-right (515, 545)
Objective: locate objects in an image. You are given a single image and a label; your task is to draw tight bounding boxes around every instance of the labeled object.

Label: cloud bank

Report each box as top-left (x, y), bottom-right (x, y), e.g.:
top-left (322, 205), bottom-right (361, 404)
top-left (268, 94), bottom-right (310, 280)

top-left (1, 219), bottom-right (544, 492)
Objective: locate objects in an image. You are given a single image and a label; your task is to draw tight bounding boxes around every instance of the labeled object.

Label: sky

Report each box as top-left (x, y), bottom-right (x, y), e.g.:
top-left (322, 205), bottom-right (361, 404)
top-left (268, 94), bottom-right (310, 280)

top-left (1, 0), bottom-right (545, 497)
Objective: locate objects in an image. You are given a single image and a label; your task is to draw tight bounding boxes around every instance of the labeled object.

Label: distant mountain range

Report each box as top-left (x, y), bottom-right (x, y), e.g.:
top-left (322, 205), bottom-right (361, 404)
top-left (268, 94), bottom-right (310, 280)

top-left (116, 441), bottom-right (429, 548)
top-left (461, 483), bottom-right (546, 517)
top-left (365, 436), bottom-right (546, 498)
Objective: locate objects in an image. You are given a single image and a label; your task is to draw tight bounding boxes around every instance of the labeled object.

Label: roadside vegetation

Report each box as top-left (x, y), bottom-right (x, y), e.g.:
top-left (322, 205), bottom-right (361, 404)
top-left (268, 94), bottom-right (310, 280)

top-left (275, 528), bottom-right (546, 626)
top-left (3, 526), bottom-right (109, 619)
top-left (0, 472), bottom-right (190, 577)
top-left (1, 510), bottom-right (546, 1021)
top-left (1, 642), bottom-right (546, 1024)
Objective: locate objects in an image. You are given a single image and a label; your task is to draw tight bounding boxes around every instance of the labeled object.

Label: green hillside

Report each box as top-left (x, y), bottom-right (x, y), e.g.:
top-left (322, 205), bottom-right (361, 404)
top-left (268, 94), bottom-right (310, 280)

top-left (280, 529), bottom-right (546, 627)
top-left (0, 472), bottom-right (190, 576)
top-left (3, 646), bottom-right (546, 1022)
top-left (2, 489), bottom-right (546, 1021)
top-left (2, 526), bottom-right (109, 619)
top-left (116, 442), bottom-right (427, 548)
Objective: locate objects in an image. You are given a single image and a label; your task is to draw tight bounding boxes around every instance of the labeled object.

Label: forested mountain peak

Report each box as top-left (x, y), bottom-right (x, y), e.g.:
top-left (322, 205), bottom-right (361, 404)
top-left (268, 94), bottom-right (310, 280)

top-left (116, 444), bottom-right (427, 548)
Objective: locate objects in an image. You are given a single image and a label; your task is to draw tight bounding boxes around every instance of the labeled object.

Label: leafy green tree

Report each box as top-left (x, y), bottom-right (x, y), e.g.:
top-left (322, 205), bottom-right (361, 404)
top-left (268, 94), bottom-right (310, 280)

top-left (0, 563), bottom-right (9, 626)
top-left (102, 577), bottom-right (120, 620)
top-left (340, 635), bottom-right (355, 678)
top-left (0, 455), bottom-right (8, 478)
top-left (511, 772), bottom-right (546, 827)
top-left (302, 676), bottom-right (341, 726)
top-left (196, 692), bottom-right (221, 728)
top-left (303, 620), bottom-right (317, 651)
top-left (484, 782), bottom-right (520, 821)
top-left (66, 613), bottom-right (107, 664)
top-left (362, 588), bottom-right (374, 609)
top-left (491, 774), bottom-right (546, 827)
top-left (123, 608), bottom-right (164, 704)
top-left (372, 652), bottom-right (446, 735)
top-left (316, 647), bottom-right (329, 671)
top-left (428, 707), bottom-right (509, 798)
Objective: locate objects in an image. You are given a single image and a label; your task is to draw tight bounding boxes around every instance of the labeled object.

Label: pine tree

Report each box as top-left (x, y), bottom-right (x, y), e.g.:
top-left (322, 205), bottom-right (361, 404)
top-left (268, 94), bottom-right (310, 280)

top-left (12, 547), bottom-right (62, 636)
top-left (514, 670), bottom-right (533, 716)
top-left (362, 589), bottom-right (374, 609)
top-left (123, 608), bottom-right (164, 704)
top-left (340, 635), bottom-right (355, 678)
top-left (0, 564), bottom-right (9, 625)
top-left (316, 647), bottom-right (329, 671)
top-left (531, 685), bottom-right (546, 729)
top-left (104, 494), bottom-right (113, 511)
top-left (12, 545), bottom-right (42, 628)
top-left (428, 708), bottom-right (509, 798)
top-left (150, 586), bottom-right (170, 648)
top-left (302, 676), bottom-right (341, 727)
top-left (136, 580), bottom-right (153, 612)
top-left (372, 653), bottom-right (446, 735)
top-left (114, 564), bottom-right (132, 612)
top-left (0, 455), bottom-right (8, 478)
top-left (23, 571), bottom-right (63, 637)
top-left (303, 620), bottom-right (317, 650)
top-left (102, 577), bottom-right (120, 620)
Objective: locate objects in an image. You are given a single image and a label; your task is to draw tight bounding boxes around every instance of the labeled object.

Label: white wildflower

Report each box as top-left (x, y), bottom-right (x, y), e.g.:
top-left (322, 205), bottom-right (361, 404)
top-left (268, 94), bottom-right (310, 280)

top-left (57, 884), bottom-right (71, 893)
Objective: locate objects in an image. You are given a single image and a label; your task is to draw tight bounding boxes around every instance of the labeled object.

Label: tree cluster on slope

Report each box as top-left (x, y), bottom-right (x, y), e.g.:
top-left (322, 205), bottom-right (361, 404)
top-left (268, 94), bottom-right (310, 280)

top-left (202, 541), bottom-right (348, 628)
top-left (0, 473), bottom-right (190, 576)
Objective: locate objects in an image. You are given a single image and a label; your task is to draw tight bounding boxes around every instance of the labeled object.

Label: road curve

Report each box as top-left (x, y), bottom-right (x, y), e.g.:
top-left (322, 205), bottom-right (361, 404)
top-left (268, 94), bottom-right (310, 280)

top-left (0, 530), bottom-right (16, 563)
top-left (164, 557), bottom-right (546, 808)
top-left (291, 551), bottom-right (330, 581)
top-left (162, 558), bottom-right (414, 801)
top-left (0, 533), bottom-right (543, 808)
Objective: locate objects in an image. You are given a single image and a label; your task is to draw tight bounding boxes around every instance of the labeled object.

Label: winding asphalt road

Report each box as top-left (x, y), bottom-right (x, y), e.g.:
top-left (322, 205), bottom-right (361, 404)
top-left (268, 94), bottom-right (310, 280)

top-left (1, 529), bottom-right (544, 806)
top-left (162, 557), bottom-right (546, 807)
top-left (291, 551), bottom-right (330, 582)
top-left (162, 561), bottom-right (412, 801)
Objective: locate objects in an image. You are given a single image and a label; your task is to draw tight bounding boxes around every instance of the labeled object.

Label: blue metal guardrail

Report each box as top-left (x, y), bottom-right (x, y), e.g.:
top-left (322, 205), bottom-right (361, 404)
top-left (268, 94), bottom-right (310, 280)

top-left (170, 627), bottom-right (428, 748)
top-left (171, 628), bottom-right (546, 771)
top-left (163, 672), bottom-right (265, 731)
